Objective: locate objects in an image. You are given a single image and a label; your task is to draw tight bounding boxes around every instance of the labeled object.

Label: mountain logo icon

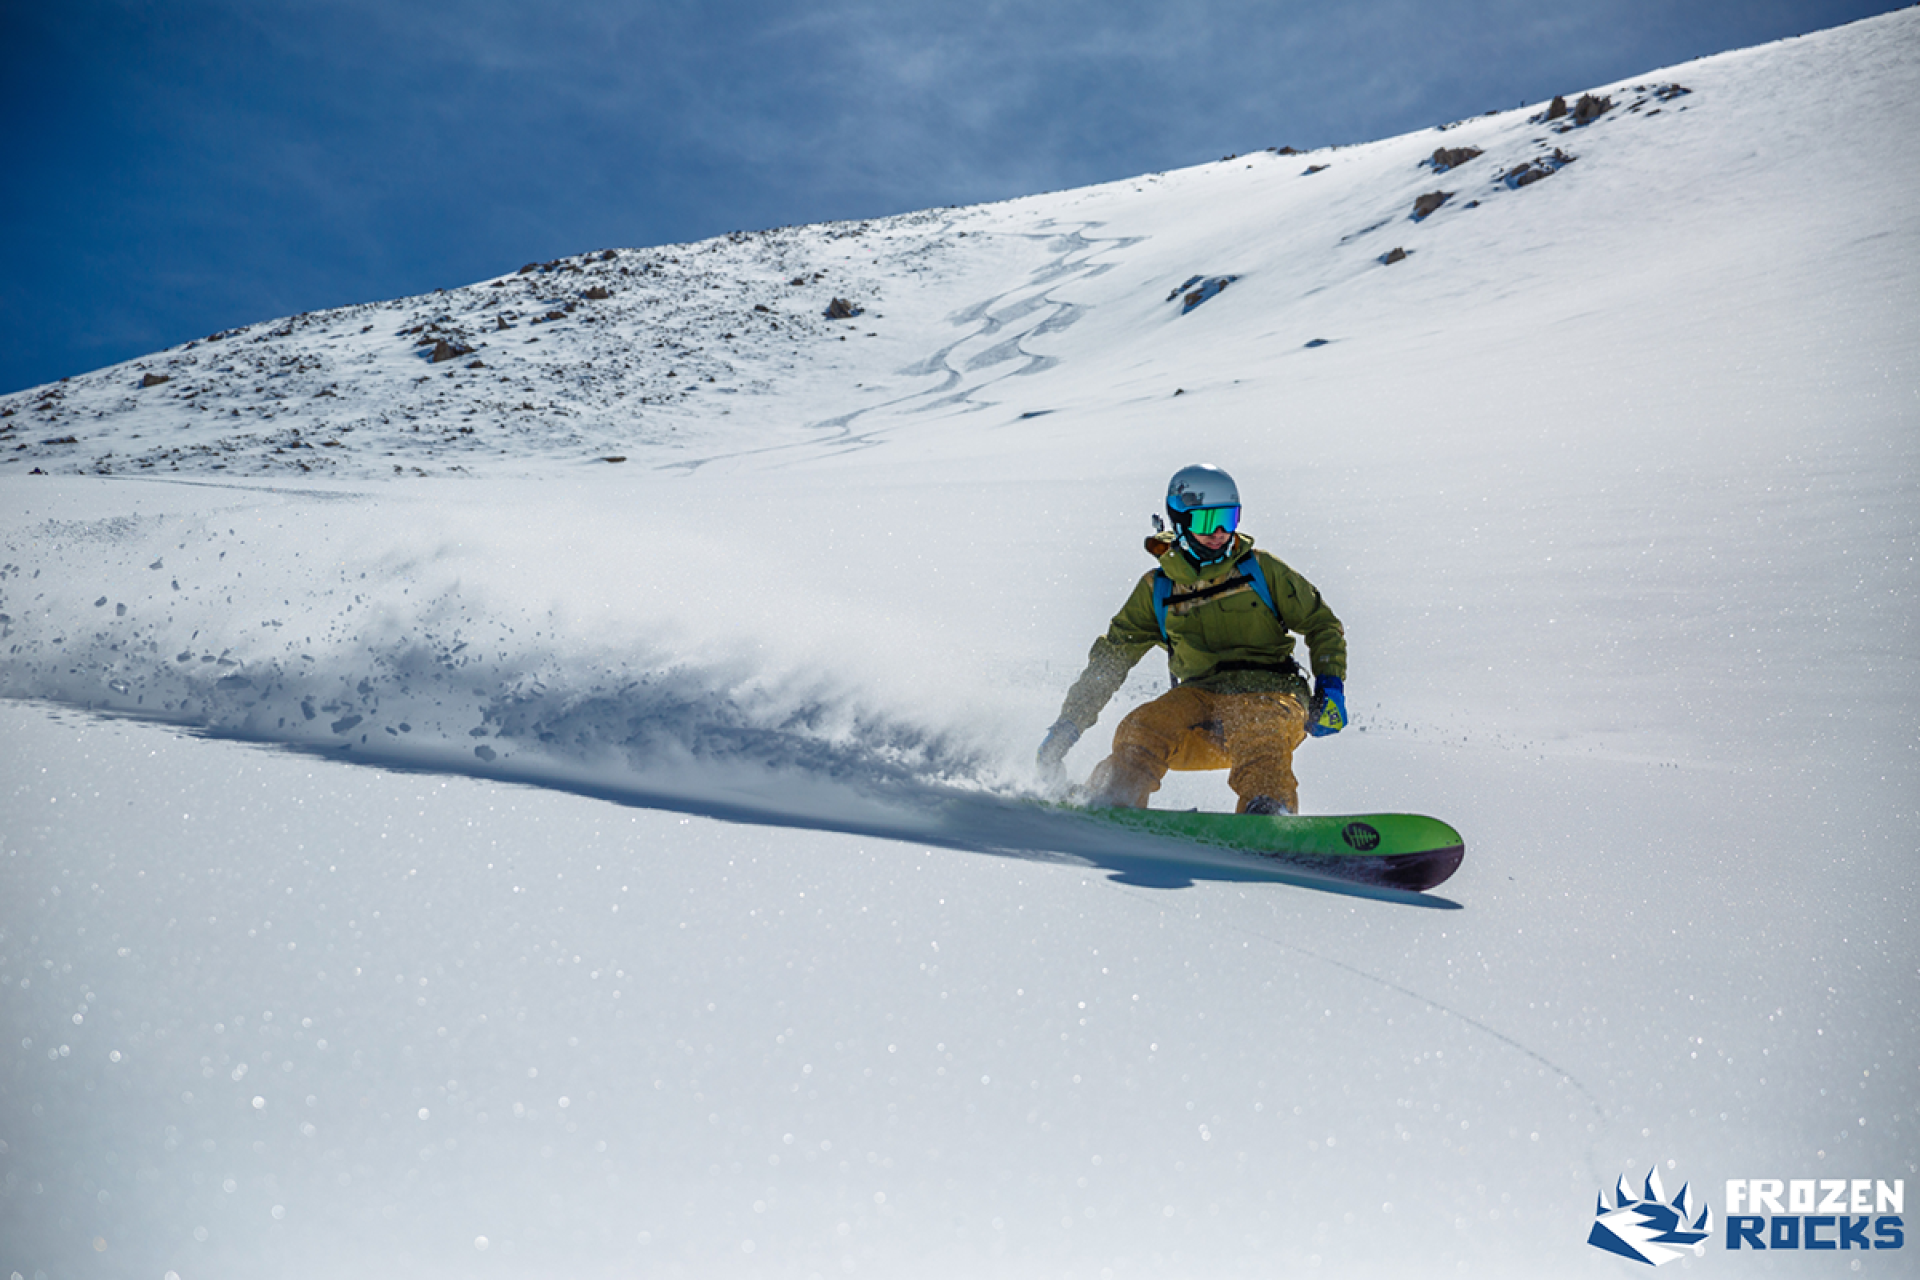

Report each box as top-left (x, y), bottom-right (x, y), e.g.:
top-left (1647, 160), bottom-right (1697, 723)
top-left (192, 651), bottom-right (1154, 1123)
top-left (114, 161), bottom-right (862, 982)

top-left (1589, 1168), bottom-right (1714, 1265)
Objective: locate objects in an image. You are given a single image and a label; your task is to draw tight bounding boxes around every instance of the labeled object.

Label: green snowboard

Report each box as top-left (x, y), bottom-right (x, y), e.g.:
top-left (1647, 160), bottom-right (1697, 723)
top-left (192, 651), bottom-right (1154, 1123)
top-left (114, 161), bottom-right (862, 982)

top-left (1070, 807), bottom-right (1465, 891)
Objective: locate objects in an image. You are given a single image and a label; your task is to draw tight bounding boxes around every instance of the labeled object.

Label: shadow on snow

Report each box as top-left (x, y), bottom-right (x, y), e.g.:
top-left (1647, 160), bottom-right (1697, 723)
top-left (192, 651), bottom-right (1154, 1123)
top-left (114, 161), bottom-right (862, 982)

top-left (41, 697), bottom-right (1462, 908)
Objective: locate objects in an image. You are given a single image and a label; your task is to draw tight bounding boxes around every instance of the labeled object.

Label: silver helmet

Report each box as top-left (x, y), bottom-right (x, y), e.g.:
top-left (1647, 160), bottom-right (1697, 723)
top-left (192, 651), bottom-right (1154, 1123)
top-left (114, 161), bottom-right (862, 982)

top-left (1165, 463), bottom-right (1242, 563)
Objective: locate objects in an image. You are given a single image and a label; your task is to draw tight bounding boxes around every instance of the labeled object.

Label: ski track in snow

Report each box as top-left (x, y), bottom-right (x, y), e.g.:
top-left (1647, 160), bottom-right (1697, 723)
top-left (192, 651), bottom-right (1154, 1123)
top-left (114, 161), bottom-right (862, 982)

top-left (671, 222), bottom-right (1144, 472)
top-left (1139, 890), bottom-right (1608, 1122)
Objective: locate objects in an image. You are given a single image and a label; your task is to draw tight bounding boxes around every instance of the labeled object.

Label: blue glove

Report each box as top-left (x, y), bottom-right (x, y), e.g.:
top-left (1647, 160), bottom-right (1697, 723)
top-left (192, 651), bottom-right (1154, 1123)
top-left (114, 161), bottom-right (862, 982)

top-left (1307, 676), bottom-right (1346, 738)
top-left (1037, 718), bottom-right (1081, 773)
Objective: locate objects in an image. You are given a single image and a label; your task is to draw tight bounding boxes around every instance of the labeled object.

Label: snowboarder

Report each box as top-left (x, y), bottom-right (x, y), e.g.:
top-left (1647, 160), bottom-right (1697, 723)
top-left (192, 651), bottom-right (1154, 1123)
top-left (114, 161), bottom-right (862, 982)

top-left (1037, 464), bottom-right (1348, 815)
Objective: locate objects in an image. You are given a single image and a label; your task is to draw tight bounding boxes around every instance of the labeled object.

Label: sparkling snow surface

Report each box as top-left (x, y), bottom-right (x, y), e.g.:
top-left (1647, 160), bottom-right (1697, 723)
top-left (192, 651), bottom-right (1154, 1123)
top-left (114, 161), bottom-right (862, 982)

top-left (3, 13), bottom-right (1917, 1278)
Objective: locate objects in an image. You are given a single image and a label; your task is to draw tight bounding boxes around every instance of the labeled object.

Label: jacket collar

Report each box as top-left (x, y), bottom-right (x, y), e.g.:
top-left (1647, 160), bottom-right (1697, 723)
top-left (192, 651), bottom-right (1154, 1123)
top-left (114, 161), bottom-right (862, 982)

top-left (1145, 530), bottom-right (1255, 583)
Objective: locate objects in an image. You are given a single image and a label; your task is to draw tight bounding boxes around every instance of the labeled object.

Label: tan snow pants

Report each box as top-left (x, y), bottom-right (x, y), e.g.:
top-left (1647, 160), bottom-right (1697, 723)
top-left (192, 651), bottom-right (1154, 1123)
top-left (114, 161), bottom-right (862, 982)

top-left (1083, 683), bottom-right (1309, 813)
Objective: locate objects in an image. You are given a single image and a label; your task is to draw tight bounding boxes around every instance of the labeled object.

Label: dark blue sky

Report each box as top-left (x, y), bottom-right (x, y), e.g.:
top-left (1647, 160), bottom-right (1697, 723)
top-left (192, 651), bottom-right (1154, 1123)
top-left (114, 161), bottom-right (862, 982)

top-left (1, 0), bottom-right (1901, 393)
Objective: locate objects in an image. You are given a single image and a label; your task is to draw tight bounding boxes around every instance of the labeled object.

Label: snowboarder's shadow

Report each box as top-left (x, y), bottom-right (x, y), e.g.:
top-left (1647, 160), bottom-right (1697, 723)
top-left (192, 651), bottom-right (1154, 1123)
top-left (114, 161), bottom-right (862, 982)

top-left (145, 716), bottom-right (1463, 908)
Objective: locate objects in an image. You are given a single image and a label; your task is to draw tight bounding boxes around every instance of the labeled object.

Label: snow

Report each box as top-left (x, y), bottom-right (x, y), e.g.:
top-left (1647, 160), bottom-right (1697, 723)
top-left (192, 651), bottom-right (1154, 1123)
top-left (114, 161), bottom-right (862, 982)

top-left (3, 11), bottom-right (1917, 1277)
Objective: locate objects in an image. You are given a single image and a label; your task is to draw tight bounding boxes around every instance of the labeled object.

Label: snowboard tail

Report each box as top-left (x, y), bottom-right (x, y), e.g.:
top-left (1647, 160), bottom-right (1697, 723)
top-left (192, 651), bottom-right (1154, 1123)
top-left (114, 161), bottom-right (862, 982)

top-left (1073, 807), bottom-right (1465, 891)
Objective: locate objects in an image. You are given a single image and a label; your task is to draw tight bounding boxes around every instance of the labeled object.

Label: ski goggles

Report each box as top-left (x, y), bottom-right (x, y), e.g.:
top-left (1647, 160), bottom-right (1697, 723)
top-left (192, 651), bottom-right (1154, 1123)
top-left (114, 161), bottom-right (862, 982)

top-left (1177, 504), bottom-right (1241, 536)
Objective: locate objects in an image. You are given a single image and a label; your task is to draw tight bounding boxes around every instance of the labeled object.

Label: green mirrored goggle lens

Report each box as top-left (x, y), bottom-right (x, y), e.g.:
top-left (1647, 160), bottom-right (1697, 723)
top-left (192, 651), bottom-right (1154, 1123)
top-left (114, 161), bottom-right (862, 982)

top-left (1183, 504), bottom-right (1240, 536)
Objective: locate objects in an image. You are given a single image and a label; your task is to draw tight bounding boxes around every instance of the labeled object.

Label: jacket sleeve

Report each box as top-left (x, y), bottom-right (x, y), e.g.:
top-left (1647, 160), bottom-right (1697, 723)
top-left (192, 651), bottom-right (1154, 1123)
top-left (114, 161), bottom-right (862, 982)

top-left (1054, 574), bottom-right (1163, 732)
top-left (1262, 553), bottom-right (1347, 682)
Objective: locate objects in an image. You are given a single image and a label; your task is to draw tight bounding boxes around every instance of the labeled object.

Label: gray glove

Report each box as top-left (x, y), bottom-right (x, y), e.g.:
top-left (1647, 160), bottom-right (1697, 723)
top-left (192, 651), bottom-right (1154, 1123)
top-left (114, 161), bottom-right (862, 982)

top-left (1037, 718), bottom-right (1081, 773)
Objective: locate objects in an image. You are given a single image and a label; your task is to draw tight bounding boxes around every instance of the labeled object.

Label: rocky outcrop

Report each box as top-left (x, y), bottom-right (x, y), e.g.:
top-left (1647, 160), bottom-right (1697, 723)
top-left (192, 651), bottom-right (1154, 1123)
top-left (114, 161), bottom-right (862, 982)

top-left (1542, 92), bottom-right (1616, 128)
top-left (1572, 93), bottom-right (1613, 125)
top-left (1429, 147), bottom-right (1482, 173)
top-left (1165, 275), bottom-right (1238, 313)
top-left (1500, 148), bottom-right (1576, 188)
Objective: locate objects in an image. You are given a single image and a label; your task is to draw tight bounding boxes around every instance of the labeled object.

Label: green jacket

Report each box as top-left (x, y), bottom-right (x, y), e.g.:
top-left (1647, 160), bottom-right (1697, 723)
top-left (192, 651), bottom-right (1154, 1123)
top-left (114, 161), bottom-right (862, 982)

top-left (1055, 531), bottom-right (1346, 733)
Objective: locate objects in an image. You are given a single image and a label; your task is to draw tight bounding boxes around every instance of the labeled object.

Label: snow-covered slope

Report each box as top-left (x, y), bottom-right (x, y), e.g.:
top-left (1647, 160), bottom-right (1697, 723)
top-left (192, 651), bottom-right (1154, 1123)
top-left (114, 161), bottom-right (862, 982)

top-left (3, 11), bottom-right (1917, 1278)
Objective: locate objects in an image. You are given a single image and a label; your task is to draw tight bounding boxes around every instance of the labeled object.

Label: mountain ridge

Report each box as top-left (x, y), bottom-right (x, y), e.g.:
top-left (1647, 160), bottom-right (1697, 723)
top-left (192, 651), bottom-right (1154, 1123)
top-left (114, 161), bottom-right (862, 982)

top-left (6, 7), bottom-right (1911, 480)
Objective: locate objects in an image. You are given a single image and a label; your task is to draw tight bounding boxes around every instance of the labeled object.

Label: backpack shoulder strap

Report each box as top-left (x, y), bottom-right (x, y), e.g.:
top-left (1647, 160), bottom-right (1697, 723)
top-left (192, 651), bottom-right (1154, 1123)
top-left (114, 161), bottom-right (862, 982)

top-left (1235, 552), bottom-right (1281, 621)
top-left (1150, 570), bottom-right (1175, 644)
